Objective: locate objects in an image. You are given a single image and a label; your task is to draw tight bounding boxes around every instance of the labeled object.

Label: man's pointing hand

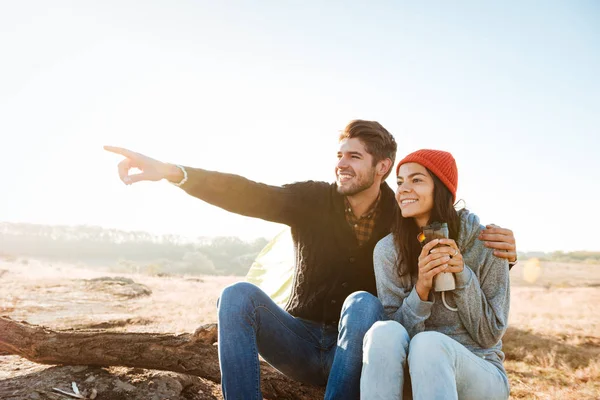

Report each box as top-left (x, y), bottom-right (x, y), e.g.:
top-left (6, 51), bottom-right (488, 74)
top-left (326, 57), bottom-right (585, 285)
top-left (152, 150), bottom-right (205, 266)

top-left (103, 146), bottom-right (179, 185)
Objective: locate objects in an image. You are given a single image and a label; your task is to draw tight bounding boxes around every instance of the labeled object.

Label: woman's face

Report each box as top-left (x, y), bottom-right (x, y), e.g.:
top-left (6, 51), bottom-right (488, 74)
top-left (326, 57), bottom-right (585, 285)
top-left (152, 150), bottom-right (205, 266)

top-left (396, 162), bottom-right (435, 227)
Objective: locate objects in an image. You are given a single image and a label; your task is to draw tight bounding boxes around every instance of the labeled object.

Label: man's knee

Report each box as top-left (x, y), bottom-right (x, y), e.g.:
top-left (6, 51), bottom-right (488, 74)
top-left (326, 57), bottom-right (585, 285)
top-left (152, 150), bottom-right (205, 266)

top-left (340, 291), bottom-right (383, 318)
top-left (363, 321), bottom-right (410, 359)
top-left (217, 281), bottom-right (262, 312)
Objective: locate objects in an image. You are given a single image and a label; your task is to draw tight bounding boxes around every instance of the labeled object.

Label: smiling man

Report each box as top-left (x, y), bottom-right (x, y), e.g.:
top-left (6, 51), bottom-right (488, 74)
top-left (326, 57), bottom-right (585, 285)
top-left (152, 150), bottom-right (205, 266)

top-left (104, 120), bottom-right (517, 400)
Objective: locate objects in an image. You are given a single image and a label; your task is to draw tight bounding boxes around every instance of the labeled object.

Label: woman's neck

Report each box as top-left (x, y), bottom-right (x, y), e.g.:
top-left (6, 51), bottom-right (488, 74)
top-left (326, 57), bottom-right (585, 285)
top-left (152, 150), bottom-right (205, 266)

top-left (415, 216), bottom-right (430, 230)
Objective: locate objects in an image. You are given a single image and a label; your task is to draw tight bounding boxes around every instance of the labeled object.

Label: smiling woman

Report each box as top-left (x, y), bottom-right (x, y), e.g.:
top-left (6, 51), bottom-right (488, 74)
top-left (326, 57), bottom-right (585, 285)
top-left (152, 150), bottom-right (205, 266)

top-left (393, 150), bottom-right (460, 276)
top-left (360, 149), bottom-right (511, 400)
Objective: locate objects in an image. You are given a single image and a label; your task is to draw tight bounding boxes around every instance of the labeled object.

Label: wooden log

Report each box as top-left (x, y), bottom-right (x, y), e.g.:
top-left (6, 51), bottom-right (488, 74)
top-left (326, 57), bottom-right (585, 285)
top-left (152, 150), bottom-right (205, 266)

top-left (0, 316), bottom-right (324, 399)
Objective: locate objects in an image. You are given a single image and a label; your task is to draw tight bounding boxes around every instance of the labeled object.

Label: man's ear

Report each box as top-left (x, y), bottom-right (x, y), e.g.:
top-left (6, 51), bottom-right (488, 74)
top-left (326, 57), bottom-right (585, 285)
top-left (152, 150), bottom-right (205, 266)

top-left (378, 158), bottom-right (393, 177)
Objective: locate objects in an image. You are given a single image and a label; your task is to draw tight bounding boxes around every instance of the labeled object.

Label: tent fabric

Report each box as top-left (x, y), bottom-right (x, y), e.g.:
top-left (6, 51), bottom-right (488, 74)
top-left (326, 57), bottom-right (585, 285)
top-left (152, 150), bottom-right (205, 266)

top-left (246, 228), bottom-right (294, 307)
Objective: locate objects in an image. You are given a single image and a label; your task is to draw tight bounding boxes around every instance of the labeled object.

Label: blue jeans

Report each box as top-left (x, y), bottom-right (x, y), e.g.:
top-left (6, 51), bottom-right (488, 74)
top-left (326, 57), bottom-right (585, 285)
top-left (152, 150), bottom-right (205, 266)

top-left (217, 282), bottom-right (384, 400)
top-left (361, 321), bottom-right (510, 400)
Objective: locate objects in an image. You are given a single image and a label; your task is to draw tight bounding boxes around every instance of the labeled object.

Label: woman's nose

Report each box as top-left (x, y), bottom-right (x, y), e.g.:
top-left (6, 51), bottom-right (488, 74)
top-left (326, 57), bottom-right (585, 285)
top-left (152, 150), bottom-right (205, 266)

top-left (397, 183), bottom-right (411, 193)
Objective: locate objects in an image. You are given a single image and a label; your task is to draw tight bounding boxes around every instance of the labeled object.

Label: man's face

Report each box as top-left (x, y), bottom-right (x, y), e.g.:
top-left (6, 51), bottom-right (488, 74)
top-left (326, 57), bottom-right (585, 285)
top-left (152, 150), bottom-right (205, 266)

top-left (335, 138), bottom-right (377, 196)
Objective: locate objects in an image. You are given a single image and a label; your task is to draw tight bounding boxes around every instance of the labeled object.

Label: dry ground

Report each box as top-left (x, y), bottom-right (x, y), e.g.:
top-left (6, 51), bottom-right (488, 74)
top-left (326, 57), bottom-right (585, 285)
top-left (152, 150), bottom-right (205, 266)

top-left (0, 258), bottom-right (599, 399)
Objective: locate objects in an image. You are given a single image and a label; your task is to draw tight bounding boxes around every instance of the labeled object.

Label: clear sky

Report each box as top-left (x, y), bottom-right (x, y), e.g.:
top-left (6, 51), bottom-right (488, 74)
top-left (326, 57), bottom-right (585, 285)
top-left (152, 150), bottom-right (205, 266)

top-left (1, 1), bottom-right (599, 252)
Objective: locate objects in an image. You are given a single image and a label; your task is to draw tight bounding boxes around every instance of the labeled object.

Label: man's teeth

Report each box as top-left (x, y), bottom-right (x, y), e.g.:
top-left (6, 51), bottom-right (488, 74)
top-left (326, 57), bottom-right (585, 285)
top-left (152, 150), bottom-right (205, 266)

top-left (401, 199), bottom-right (418, 205)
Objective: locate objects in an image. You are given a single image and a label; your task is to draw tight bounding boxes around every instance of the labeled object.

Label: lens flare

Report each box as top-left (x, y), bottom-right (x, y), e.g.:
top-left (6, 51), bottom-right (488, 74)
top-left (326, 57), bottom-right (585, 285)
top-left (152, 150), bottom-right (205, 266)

top-left (523, 258), bottom-right (542, 283)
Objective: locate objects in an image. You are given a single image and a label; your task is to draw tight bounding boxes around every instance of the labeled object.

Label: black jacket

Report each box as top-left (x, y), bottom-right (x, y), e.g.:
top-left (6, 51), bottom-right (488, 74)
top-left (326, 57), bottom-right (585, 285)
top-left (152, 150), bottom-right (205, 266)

top-left (181, 167), bottom-right (398, 324)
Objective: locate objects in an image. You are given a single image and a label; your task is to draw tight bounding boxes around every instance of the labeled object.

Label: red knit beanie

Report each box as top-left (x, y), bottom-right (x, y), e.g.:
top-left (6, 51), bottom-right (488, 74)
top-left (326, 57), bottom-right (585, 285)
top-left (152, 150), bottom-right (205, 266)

top-left (396, 149), bottom-right (458, 202)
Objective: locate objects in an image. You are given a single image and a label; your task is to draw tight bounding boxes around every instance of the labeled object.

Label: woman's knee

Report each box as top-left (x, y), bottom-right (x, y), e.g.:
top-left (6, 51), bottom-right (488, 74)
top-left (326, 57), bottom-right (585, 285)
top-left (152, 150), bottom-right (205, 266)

top-left (363, 321), bottom-right (410, 358)
top-left (408, 331), bottom-right (453, 367)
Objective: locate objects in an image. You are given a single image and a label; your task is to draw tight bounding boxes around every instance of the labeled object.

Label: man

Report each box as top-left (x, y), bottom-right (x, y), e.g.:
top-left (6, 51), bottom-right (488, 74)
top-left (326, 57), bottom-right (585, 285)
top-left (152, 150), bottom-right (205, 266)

top-left (105, 120), bottom-right (517, 399)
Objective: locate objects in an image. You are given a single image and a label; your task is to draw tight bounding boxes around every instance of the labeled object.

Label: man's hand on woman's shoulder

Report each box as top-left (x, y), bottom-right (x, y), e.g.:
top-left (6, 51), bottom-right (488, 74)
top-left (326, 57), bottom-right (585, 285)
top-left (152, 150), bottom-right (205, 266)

top-left (479, 224), bottom-right (517, 264)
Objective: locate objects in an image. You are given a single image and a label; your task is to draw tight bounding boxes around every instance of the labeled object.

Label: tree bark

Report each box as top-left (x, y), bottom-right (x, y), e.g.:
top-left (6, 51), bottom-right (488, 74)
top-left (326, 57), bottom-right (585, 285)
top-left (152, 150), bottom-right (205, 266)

top-left (0, 316), bottom-right (324, 400)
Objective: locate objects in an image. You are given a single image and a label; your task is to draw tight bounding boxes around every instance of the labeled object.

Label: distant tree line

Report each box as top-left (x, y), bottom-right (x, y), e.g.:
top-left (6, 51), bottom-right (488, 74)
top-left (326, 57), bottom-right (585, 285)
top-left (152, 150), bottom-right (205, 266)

top-left (0, 222), bottom-right (269, 276)
top-left (518, 251), bottom-right (600, 264)
top-left (2, 222), bottom-right (597, 276)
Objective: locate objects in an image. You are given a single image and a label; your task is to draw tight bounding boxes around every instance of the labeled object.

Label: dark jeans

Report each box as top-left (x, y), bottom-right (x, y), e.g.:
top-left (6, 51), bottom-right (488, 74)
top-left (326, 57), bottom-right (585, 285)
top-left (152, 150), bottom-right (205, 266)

top-left (217, 282), bottom-right (384, 399)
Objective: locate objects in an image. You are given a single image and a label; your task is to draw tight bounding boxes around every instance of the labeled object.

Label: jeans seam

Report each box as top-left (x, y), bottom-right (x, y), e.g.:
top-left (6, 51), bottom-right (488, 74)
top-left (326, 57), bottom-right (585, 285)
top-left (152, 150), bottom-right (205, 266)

top-left (319, 347), bottom-right (327, 380)
top-left (249, 307), bottom-right (261, 400)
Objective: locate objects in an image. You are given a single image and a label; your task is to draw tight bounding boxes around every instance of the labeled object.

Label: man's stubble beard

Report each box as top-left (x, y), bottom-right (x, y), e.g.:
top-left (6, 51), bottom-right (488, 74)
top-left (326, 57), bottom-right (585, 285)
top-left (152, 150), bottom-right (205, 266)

top-left (336, 168), bottom-right (377, 196)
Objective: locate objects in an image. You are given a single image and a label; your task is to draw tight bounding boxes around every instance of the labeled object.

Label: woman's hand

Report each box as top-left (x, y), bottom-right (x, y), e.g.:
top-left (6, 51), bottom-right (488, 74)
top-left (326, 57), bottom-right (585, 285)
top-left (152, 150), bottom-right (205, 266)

top-left (416, 239), bottom-right (449, 300)
top-left (416, 239), bottom-right (464, 301)
top-left (429, 239), bottom-right (464, 273)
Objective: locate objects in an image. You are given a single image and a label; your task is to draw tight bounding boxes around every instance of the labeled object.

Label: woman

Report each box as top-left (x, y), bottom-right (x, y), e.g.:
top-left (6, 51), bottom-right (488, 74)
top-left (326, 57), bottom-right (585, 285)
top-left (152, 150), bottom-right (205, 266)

top-left (360, 149), bottom-right (510, 400)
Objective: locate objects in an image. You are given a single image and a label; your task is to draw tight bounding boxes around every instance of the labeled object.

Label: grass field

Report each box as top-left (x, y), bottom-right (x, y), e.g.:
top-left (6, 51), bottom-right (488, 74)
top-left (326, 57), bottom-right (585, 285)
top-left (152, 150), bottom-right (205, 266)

top-left (1, 258), bottom-right (599, 399)
top-left (502, 261), bottom-right (600, 399)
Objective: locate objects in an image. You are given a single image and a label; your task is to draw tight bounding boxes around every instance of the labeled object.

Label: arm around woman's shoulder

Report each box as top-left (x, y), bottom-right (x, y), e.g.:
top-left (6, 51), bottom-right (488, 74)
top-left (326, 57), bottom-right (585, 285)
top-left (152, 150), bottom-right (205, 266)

top-left (373, 234), bottom-right (433, 338)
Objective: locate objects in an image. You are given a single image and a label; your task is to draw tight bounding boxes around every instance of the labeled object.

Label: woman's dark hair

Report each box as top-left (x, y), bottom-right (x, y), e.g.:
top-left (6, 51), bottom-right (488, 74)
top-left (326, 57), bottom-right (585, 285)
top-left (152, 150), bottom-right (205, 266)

top-left (392, 168), bottom-right (461, 279)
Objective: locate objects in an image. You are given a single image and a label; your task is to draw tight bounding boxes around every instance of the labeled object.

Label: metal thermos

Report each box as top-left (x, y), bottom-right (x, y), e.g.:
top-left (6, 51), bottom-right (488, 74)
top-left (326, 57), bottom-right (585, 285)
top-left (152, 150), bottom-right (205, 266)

top-left (422, 222), bottom-right (456, 292)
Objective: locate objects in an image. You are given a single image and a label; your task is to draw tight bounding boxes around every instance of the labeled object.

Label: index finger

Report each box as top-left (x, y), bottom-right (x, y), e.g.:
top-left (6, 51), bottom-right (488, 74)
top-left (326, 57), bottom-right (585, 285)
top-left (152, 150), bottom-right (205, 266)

top-left (103, 146), bottom-right (137, 158)
top-left (437, 238), bottom-right (457, 248)
top-left (420, 239), bottom-right (440, 256)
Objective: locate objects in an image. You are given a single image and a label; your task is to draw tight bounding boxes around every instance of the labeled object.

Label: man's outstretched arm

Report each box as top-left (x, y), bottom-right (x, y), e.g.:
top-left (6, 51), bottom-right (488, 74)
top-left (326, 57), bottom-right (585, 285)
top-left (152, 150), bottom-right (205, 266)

top-left (103, 146), bottom-right (302, 225)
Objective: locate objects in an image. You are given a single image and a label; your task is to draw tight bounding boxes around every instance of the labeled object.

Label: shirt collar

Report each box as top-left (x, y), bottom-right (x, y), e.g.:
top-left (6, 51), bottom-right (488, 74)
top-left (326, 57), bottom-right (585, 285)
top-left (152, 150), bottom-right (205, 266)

top-left (344, 192), bottom-right (382, 220)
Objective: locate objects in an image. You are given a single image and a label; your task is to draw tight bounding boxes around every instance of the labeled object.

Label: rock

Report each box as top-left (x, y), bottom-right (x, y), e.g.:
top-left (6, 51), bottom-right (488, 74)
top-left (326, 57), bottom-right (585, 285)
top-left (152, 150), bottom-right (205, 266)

top-left (85, 277), bottom-right (152, 298)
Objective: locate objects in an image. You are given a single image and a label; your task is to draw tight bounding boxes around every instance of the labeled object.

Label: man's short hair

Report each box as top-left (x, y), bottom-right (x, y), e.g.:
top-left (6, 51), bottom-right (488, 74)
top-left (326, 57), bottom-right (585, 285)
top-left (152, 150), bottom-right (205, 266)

top-left (339, 120), bottom-right (397, 180)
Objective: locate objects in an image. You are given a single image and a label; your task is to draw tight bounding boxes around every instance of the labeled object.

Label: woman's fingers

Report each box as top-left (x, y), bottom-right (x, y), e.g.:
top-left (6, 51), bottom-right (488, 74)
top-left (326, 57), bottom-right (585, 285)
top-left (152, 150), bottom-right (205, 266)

top-left (445, 254), bottom-right (464, 273)
top-left (419, 239), bottom-right (440, 258)
top-left (437, 238), bottom-right (458, 247)
top-left (445, 265), bottom-right (463, 273)
top-left (430, 246), bottom-right (456, 256)
top-left (420, 254), bottom-right (450, 273)
top-left (428, 240), bottom-right (464, 273)
top-left (423, 263), bottom-right (449, 279)
top-left (419, 251), bottom-right (448, 266)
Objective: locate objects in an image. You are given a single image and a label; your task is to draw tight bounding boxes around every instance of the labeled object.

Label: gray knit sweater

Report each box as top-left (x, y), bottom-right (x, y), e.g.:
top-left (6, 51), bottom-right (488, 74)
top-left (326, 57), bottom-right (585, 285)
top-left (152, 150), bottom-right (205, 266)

top-left (373, 210), bottom-right (510, 374)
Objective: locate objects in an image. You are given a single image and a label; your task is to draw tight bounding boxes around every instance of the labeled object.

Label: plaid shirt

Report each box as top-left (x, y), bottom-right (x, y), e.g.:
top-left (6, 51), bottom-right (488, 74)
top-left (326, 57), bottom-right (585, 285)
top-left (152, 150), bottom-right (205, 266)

top-left (344, 193), bottom-right (381, 247)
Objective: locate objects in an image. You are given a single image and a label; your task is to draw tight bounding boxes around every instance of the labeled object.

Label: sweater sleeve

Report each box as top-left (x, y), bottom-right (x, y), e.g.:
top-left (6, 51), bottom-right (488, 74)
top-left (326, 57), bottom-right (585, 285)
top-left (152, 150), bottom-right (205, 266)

top-left (373, 235), bottom-right (433, 338)
top-left (177, 167), bottom-right (311, 226)
top-left (452, 246), bottom-right (510, 348)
